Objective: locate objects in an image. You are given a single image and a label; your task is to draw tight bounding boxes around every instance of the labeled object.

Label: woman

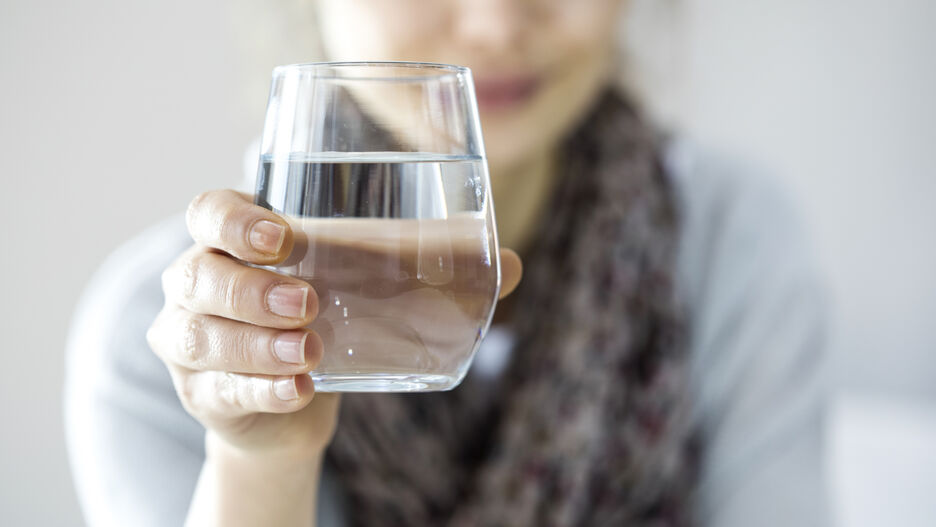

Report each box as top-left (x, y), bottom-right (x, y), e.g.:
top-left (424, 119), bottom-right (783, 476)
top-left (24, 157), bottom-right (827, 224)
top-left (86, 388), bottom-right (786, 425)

top-left (65, 0), bottom-right (829, 525)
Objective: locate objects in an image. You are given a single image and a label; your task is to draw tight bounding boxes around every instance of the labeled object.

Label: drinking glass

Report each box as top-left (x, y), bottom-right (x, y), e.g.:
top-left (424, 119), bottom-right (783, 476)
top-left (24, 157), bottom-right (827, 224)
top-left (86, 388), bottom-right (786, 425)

top-left (254, 62), bottom-right (500, 392)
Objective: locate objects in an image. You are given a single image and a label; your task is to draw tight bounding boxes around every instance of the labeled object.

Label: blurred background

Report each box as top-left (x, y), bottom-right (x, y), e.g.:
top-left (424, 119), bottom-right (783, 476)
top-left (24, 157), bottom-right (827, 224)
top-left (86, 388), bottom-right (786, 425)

top-left (1, 0), bottom-right (933, 525)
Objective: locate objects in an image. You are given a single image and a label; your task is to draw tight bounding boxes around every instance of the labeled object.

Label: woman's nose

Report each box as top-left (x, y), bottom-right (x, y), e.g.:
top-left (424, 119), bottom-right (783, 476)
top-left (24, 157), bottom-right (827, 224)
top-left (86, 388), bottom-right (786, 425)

top-left (452, 0), bottom-right (528, 53)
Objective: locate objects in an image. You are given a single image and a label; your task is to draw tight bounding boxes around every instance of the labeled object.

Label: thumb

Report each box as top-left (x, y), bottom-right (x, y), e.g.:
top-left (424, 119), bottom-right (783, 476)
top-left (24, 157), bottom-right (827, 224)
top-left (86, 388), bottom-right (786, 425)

top-left (498, 248), bottom-right (523, 299)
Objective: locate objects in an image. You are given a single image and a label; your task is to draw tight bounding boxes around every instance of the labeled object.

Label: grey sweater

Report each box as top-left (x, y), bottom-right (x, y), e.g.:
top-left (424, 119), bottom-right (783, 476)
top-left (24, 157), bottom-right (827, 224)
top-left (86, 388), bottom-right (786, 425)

top-left (65, 142), bottom-right (830, 526)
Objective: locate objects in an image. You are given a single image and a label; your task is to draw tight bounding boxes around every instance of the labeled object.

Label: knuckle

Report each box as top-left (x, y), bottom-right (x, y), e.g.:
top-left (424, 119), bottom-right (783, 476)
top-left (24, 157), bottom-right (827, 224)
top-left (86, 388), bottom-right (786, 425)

top-left (217, 373), bottom-right (247, 411)
top-left (160, 266), bottom-right (172, 294)
top-left (219, 205), bottom-right (252, 251)
top-left (217, 200), bottom-right (239, 231)
top-left (228, 328), bottom-right (255, 370)
top-left (221, 268), bottom-right (245, 314)
top-left (186, 191), bottom-right (211, 227)
top-left (180, 313), bottom-right (209, 367)
top-left (145, 325), bottom-right (156, 350)
top-left (213, 190), bottom-right (243, 229)
top-left (181, 252), bottom-right (207, 302)
top-left (145, 314), bottom-right (162, 353)
top-left (188, 190), bottom-right (245, 247)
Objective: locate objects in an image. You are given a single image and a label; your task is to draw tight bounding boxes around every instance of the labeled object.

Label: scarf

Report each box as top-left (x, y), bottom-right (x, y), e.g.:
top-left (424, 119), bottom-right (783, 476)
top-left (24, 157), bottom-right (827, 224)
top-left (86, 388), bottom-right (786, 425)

top-left (326, 90), bottom-right (697, 526)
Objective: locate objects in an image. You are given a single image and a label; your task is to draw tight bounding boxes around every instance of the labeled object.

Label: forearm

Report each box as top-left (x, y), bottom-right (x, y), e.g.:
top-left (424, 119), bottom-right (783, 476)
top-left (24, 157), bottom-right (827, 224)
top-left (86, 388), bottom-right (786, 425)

top-left (186, 432), bottom-right (322, 527)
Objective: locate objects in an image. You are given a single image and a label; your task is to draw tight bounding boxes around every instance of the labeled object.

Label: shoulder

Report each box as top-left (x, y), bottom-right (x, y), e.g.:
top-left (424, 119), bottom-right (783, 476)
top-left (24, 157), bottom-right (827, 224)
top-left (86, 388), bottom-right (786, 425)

top-left (664, 137), bottom-right (827, 316)
top-left (663, 137), bottom-right (830, 424)
top-left (664, 140), bottom-right (831, 525)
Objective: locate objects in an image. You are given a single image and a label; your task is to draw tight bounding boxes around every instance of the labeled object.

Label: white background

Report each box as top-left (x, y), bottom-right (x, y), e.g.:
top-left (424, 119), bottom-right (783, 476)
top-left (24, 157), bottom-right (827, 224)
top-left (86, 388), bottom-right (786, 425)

top-left (1, 0), bottom-right (933, 525)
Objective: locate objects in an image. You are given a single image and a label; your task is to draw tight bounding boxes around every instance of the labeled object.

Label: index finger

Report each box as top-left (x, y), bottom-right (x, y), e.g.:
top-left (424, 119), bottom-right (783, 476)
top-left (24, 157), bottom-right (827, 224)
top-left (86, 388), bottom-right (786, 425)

top-left (186, 189), bottom-right (294, 265)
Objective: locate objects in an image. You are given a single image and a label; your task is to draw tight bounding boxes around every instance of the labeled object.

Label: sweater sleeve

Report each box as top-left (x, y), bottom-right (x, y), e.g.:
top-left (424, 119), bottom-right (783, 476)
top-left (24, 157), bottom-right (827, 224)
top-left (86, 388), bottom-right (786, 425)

top-left (64, 215), bottom-right (205, 527)
top-left (669, 144), bottom-right (831, 527)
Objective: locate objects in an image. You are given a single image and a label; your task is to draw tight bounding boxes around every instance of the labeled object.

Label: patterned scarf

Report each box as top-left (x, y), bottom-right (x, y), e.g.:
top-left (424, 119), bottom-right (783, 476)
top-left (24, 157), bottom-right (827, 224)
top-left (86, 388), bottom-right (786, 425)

top-left (326, 90), bottom-right (697, 526)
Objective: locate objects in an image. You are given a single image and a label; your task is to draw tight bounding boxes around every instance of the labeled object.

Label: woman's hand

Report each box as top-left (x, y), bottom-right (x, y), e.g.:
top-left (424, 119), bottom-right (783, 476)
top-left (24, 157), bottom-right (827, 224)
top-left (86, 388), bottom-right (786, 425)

top-left (148, 189), bottom-right (342, 461)
top-left (148, 189), bottom-right (523, 460)
top-left (147, 189), bottom-right (521, 525)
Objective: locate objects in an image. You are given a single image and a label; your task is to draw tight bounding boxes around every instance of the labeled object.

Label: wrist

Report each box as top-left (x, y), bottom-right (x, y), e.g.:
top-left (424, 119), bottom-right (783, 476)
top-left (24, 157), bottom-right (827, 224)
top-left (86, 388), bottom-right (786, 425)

top-left (205, 430), bottom-right (324, 468)
top-left (189, 431), bottom-right (323, 526)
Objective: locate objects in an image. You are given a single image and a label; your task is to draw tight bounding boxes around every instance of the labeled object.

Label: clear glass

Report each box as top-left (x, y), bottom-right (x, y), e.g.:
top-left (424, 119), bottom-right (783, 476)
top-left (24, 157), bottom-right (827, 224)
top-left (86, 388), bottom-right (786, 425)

top-left (254, 62), bottom-right (500, 392)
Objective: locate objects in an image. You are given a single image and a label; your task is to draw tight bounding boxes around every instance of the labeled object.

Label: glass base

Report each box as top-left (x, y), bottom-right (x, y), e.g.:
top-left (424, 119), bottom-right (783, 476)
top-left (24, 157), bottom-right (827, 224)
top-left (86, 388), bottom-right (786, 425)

top-left (310, 373), bottom-right (459, 392)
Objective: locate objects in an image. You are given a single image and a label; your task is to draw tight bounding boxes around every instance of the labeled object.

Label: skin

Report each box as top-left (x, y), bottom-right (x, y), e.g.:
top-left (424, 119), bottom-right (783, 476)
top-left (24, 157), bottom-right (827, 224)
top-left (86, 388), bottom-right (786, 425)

top-left (317, 0), bottom-right (624, 251)
top-left (148, 0), bottom-right (625, 524)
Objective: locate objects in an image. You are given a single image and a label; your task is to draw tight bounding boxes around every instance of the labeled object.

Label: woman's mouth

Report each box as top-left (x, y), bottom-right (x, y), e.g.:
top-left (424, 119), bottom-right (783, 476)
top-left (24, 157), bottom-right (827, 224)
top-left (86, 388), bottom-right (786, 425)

top-left (473, 75), bottom-right (541, 112)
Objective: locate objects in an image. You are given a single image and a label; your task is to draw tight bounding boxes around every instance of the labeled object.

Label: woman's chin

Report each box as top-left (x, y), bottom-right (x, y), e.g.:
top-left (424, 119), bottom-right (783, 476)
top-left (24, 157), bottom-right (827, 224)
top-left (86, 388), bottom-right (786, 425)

top-left (482, 131), bottom-right (529, 173)
top-left (480, 109), bottom-right (552, 173)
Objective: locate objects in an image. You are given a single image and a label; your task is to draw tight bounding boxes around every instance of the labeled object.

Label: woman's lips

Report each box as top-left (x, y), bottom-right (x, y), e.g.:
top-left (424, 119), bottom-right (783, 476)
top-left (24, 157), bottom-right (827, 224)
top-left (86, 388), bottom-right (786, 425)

top-left (473, 75), bottom-right (541, 112)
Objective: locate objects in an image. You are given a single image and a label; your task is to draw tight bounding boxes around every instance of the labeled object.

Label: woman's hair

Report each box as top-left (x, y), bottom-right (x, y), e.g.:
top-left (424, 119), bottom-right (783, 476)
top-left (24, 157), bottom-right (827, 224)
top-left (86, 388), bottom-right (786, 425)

top-left (229, 0), bottom-right (685, 129)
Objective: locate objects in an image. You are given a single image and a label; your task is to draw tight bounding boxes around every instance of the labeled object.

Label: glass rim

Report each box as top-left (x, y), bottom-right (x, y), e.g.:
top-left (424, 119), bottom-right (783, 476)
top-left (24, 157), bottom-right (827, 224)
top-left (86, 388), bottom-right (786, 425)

top-left (271, 61), bottom-right (470, 81)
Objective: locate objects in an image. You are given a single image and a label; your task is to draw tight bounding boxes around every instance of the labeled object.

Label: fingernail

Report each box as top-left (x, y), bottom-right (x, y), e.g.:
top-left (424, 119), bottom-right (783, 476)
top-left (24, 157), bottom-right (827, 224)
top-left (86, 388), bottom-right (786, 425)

top-left (273, 378), bottom-right (299, 401)
top-left (267, 284), bottom-right (309, 319)
top-left (249, 220), bottom-right (285, 255)
top-left (273, 332), bottom-right (307, 365)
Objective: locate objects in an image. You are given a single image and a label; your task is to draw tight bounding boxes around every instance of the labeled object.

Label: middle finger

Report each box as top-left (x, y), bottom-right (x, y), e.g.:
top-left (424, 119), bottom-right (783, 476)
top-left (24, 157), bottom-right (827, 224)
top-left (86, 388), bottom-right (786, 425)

top-left (163, 247), bottom-right (317, 329)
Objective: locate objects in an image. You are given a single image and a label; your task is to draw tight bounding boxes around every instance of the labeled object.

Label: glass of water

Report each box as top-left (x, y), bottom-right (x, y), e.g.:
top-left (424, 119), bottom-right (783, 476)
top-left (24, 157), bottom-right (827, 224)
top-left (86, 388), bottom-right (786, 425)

top-left (254, 62), bottom-right (500, 392)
